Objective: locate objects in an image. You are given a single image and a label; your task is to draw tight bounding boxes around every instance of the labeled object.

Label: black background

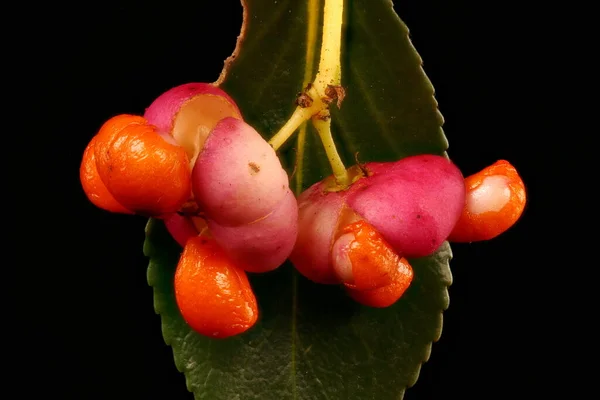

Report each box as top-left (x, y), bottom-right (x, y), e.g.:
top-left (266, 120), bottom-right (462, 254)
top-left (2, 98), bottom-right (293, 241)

top-left (21, 0), bottom-right (554, 399)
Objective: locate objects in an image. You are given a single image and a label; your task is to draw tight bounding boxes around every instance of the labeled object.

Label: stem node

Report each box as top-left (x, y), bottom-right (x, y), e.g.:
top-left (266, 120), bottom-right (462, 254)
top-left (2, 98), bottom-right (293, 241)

top-left (269, 0), bottom-right (348, 187)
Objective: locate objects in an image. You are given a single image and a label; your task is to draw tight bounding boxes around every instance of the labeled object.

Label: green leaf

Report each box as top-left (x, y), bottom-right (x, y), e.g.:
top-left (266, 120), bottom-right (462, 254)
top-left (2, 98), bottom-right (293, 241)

top-left (144, 0), bottom-right (453, 399)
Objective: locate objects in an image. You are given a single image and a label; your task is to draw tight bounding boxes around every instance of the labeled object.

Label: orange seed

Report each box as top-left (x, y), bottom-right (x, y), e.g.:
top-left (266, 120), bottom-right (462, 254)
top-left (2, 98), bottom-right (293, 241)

top-left (448, 160), bottom-right (526, 242)
top-left (80, 137), bottom-right (132, 214)
top-left (93, 114), bottom-right (191, 217)
top-left (333, 220), bottom-right (403, 291)
top-left (346, 257), bottom-right (414, 308)
top-left (174, 236), bottom-right (258, 339)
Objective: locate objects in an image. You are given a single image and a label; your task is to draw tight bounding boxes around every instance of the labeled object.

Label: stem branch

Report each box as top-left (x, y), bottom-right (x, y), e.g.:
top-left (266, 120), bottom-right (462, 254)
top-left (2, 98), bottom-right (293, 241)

top-left (269, 0), bottom-right (350, 187)
top-left (269, 107), bottom-right (314, 151)
top-left (313, 116), bottom-right (349, 185)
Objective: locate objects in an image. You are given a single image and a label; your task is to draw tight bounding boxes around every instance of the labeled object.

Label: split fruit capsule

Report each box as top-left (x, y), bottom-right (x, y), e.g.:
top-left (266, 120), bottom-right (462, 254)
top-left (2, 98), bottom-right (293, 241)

top-left (290, 154), bottom-right (465, 307)
top-left (448, 160), bottom-right (526, 242)
top-left (146, 83), bottom-right (298, 274)
top-left (291, 155), bottom-right (465, 284)
top-left (174, 235), bottom-right (259, 339)
top-left (143, 82), bottom-right (242, 168)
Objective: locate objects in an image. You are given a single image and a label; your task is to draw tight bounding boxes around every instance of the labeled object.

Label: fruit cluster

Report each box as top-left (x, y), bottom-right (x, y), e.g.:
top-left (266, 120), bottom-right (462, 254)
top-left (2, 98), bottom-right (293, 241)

top-left (80, 82), bottom-right (526, 339)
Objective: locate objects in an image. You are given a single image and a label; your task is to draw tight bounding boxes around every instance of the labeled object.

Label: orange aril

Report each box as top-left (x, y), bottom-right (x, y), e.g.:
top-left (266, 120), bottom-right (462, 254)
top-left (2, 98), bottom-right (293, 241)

top-left (448, 160), bottom-right (526, 242)
top-left (80, 136), bottom-right (132, 214)
top-left (92, 114), bottom-right (191, 217)
top-left (333, 220), bottom-right (403, 291)
top-left (346, 257), bottom-right (413, 308)
top-left (174, 236), bottom-right (258, 339)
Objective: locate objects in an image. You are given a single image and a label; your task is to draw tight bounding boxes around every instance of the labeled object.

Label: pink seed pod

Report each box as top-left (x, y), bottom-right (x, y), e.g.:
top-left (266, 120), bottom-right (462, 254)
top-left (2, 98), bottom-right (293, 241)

top-left (163, 213), bottom-right (208, 248)
top-left (163, 213), bottom-right (198, 248)
top-left (146, 83), bottom-right (296, 274)
top-left (347, 155), bottom-right (465, 258)
top-left (192, 117), bottom-right (290, 227)
top-left (290, 155), bottom-right (465, 285)
top-left (289, 179), bottom-right (350, 284)
top-left (207, 189), bottom-right (298, 273)
top-left (144, 82), bottom-right (242, 167)
top-left (144, 82), bottom-right (242, 244)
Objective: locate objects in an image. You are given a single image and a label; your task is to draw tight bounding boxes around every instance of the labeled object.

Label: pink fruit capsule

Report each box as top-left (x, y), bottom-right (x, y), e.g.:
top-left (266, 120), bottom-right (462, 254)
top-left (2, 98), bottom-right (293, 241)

top-left (347, 155), bottom-right (465, 258)
top-left (208, 189), bottom-right (298, 273)
top-left (291, 155), bottom-right (465, 284)
top-left (163, 213), bottom-right (209, 248)
top-left (144, 82), bottom-right (242, 168)
top-left (192, 117), bottom-right (290, 227)
top-left (144, 82), bottom-right (243, 243)
top-left (289, 178), bottom-right (349, 284)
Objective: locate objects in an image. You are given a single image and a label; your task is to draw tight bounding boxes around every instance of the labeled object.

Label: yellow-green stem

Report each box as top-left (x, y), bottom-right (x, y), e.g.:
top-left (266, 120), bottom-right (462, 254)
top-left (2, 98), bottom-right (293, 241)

top-left (269, 107), bottom-right (314, 151)
top-left (313, 0), bottom-right (343, 93)
top-left (268, 0), bottom-right (349, 186)
top-left (313, 116), bottom-right (348, 185)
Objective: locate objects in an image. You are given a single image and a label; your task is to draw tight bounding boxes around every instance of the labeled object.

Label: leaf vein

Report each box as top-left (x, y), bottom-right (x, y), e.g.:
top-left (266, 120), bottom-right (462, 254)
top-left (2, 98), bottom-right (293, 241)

top-left (237, 0), bottom-right (294, 58)
top-left (348, 62), bottom-right (402, 155)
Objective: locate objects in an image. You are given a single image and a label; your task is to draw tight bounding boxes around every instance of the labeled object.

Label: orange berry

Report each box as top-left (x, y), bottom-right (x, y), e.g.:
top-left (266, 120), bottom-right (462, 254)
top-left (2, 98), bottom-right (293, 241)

top-left (174, 235), bottom-right (258, 339)
top-left (332, 220), bottom-right (403, 291)
top-left (80, 137), bottom-right (132, 214)
top-left (92, 114), bottom-right (191, 217)
top-left (448, 160), bottom-right (526, 242)
top-left (346, 257), bottom-right (414, 308)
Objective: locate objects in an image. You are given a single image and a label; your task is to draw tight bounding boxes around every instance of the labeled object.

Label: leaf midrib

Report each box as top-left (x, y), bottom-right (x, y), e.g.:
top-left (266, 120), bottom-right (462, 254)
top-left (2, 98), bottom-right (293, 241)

top-left (292, 1), bottom-right (321, 399)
